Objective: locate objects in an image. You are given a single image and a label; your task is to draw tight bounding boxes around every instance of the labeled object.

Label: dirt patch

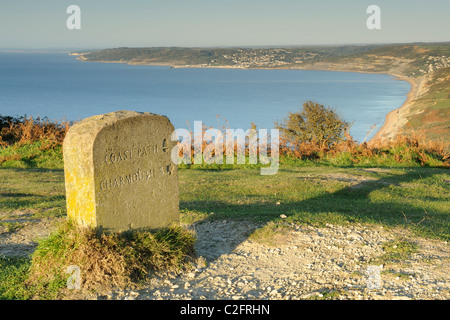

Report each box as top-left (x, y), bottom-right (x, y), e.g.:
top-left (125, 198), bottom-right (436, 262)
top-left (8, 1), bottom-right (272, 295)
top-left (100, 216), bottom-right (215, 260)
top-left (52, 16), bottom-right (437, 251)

top-left (319, 172), bottom-right (378, 183)
top-left (101, 220), bottom-right (449, 300)
top-left (359, 168), bottom-right (394, 174)
top-left (1, 216), bottom-right (448, 300)
top-left (298, 172), bottom-right (382, 189)
top-left (422, 109), bottom-right (447, 123)
top-left (0, 211), bottom-right (63, 258)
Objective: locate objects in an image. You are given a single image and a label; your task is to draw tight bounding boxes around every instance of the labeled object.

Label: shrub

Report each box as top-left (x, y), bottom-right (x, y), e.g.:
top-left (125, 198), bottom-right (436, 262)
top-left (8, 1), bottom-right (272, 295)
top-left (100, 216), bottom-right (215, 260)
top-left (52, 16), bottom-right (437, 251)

top-left (275, 101), bottom-right (351, 150)
top-left (0, 115), bottom-right (70, 148)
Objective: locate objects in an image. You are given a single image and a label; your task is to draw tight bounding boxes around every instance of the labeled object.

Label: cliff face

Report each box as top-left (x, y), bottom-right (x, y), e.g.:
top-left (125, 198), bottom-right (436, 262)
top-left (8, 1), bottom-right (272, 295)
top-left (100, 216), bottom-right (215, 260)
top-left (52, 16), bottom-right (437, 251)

top-left (400, 68), bottom-right (450, 144)
top-left (302, 47), bottom-right (449, 145)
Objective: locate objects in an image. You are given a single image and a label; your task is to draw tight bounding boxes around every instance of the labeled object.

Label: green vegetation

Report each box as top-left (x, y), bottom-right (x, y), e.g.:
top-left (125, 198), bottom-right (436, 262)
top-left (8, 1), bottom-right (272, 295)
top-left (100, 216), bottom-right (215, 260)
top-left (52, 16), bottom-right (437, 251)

top-left (79, 43), bottom-right (450, 76)
top-left (179, 166), bottom-right (449, 241)
top-left (276, 101), bottom-right (351, 149)
top-left (369, 238), bottom-right (420, 271)
top-left (2, 165), bottom-right (448, 243)
top-left (0, 141), bottom-right (64, 169)
top-left (1, 115), bottom-right (68, 169)
top-left (248, 221), bottom-right (296, 247)
top-left (377, 239), bottom-right (419, 264)
top-left (405, 67), bottom-right (450, 144)
top-left (381, 270), bottom-right (416, 280)
top-left (307, 289), bottom-right (345, 300)
top-left (1, 221), bottom-right (196, 299)
top-left (0, 167), bottom-right (66, 217)
top-left (0, 257), bottom-right (34, 300)
top-left (28, 221), bottom-right (195, 296)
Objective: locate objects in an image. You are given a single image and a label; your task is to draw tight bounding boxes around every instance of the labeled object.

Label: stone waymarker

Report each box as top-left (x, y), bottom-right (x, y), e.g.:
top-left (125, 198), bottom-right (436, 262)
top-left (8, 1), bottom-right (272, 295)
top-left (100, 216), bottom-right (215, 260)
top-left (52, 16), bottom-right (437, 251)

top-left (63, 111), bottom-right (179, 233)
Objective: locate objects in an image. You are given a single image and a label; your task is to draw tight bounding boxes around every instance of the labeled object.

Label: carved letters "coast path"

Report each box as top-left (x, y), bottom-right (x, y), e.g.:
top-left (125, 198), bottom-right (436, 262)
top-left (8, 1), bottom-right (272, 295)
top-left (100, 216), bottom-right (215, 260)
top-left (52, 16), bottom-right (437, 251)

top-left (63, 110), bottom-right (179, 233)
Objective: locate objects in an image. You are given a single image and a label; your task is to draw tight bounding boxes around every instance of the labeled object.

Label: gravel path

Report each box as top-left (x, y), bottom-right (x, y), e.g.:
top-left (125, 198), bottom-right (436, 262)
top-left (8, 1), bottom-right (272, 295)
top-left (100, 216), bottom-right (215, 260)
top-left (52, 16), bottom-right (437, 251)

top-left (99, 220), bottom-right (449, 300)
top-left (1, 214), bottom-right (448, 300)
top-left (0, 212), bottom-right (64, 258)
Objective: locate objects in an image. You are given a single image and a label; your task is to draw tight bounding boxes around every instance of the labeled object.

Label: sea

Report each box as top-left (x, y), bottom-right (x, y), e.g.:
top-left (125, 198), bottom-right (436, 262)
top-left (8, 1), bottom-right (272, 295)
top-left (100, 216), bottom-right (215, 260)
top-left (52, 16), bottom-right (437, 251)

top-left (0, 52), bottom-right (411, 142)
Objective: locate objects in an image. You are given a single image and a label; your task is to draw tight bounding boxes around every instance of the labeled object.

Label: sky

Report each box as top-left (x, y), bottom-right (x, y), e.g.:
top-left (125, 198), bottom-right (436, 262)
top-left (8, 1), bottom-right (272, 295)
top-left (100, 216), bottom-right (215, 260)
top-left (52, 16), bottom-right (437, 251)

top-left (0, 0), bottom-right (449, 50)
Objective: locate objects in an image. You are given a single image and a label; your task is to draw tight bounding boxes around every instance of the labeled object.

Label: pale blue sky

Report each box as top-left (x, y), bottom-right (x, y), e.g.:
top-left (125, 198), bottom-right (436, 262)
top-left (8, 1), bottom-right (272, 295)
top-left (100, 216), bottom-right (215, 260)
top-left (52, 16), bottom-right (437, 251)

top-left (1, 0), bottom-right (449, 49)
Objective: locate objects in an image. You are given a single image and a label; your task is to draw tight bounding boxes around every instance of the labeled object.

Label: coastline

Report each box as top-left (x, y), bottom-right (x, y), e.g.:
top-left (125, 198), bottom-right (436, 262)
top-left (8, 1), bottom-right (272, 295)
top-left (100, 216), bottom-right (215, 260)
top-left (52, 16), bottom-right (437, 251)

top-left (71, 54), bottom-right (420, 143)
top-left (369, 74), bottom-right (420, 143)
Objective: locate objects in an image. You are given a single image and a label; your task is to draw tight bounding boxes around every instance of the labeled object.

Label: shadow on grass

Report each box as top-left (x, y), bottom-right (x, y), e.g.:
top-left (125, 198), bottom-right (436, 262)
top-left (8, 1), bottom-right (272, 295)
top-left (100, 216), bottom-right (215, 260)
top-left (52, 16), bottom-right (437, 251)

top-left (0, 194), bottom-right (66, 212)
top-left (0, 167), bottom-right (65, 212)
top-left (0, 243), bottom-right (38, 259)
top-left (1, 193), bottom-right (45, 198)
top-left (181, 167), bottom-right (449, 261)
top-left (0, 168), bottom-right (64, 173)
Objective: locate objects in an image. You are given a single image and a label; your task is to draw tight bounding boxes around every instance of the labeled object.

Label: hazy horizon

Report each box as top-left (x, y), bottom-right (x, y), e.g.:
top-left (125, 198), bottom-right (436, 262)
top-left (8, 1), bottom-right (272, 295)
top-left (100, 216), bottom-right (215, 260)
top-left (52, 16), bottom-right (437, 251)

top-left (2, 40), bottom-right (450, 53)
top-left (1, 1), bottom-right (449, 50)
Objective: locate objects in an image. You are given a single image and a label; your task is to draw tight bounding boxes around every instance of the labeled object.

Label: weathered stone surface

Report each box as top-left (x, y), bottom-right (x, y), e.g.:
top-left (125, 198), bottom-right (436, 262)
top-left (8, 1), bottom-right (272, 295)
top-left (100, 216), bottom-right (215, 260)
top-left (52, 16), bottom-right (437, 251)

top-left (63, 110), bottom-right (179, 233)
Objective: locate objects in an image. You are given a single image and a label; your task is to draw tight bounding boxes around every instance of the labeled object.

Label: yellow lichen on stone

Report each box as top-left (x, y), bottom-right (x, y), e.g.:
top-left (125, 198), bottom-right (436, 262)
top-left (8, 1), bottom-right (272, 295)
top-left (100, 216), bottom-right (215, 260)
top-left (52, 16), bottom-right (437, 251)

top-left (63, 111), bottom-right (179, 234)
top-left (63, 123), bottom-right (98, 229)
top-left (65, 171), bottom-right (96, 228)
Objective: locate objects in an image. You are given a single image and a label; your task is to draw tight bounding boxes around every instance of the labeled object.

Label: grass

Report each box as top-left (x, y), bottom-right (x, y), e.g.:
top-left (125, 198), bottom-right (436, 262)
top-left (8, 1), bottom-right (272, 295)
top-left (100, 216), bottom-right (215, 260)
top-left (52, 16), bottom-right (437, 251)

top-left (30, 220), bottom-right (195, 288)
top-left (248, 221), bottom-right (295, 247)
top-left (0, 167), bottom-right (66, 217)
top-left (0, 221), bottom-right (24, 233)
top-left (381, 270), bottom-right (415, 280)
top-left (179, 166), bottom-right (449, 241)
top-left (0, 141), bottom-right (64, 169)
top-left (0, 257), bottom-right (34, 300)
top-left (404, 67), bottom-right (450, 145)
top-left (368, 238), bottom-right (419, 271)
top-left (0, 115), bottom-right (67, 169)
top-left (1, 221), bottom-right (196, 299)
top-left (307, 289), bottom-right (345, 300)
top-left (376, 239), bottom-right (419, 264)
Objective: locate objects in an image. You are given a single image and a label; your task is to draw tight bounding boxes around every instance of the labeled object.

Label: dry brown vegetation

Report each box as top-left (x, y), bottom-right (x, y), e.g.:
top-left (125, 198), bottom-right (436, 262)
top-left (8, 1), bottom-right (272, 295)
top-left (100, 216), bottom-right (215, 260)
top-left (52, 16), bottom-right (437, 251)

top-left (279, 128), bottom-right (449, 165)
top-left (0, 115), bottom-right (70, 149)
top-left (1, 114), bottom-right (448, 168)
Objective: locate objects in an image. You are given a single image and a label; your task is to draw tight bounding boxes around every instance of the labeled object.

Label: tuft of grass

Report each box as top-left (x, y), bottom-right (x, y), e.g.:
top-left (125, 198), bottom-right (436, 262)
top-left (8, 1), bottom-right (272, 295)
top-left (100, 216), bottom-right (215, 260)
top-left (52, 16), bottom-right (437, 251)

top-left (122, 225), bottom-right (197, 280)
top-left (248, 221), bottom-right (295, 246)
top-left (373, 239), bottom-right (419, 265)
top-left (307, 289), bottom-right (345, 300)
top-left (25, 220), bottom-right (196, 298)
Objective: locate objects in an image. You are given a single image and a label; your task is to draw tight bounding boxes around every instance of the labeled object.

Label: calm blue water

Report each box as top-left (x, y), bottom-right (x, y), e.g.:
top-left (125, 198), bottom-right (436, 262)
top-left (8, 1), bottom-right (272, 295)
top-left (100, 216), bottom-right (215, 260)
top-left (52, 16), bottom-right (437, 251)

top-left (0, 52), bottom-right (410, 142)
